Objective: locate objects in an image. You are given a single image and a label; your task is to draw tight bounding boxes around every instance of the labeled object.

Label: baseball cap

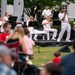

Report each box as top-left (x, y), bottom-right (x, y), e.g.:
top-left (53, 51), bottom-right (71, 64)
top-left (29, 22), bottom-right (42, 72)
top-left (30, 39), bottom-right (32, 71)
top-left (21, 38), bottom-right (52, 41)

top-left (0, 44), bottom-right (12, 57)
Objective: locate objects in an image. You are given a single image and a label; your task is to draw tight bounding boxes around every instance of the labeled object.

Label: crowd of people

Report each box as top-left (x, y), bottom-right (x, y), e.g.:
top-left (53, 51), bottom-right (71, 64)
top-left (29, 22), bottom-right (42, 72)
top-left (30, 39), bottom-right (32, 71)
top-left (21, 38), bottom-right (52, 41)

top-left (0, 5), bottom-right (75, 75)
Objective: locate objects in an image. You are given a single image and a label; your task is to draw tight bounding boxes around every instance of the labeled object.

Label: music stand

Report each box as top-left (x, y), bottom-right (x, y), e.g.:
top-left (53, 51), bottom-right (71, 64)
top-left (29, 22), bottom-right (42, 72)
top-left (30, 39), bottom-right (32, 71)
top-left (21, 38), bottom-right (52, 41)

top-left (29, 21), bottom-right (39, 29)
top-left (8, 16), bottom-right (17, 29)
top-left (53, 11), bottom-right (61, 25)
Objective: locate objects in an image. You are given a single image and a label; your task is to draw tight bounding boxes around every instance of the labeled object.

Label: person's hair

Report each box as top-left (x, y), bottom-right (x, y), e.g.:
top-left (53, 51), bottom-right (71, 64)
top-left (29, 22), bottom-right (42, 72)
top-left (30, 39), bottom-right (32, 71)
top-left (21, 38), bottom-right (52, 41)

top-left (72, 39), bottom-right (75, 50)
top-left (60, 6), bottom-right (64, 11)
top-left (5, 12), bottom-right (8, 16)
top-left (44, 63), bottom-right (62, 75)
top-left (54, 51), bottom-right (61, 57)
top-left (14, 26), bottom-right (24, 37)
top-left (24, 28), bottom-right (30, 35)
top-left (3, 22), bottom-right (11, 28)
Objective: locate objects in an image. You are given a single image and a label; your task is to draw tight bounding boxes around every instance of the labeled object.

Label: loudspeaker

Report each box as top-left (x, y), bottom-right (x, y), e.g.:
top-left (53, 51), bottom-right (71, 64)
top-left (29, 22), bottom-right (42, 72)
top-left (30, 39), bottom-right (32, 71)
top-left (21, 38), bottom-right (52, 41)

top-left (58, 45), bottom-right (71, 52)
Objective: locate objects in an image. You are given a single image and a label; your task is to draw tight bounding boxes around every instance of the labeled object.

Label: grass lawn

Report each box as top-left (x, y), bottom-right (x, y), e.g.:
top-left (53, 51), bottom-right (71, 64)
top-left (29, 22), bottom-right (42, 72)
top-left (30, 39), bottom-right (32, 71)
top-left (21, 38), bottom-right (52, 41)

top-left (32, 46), bottom-right (73, 66)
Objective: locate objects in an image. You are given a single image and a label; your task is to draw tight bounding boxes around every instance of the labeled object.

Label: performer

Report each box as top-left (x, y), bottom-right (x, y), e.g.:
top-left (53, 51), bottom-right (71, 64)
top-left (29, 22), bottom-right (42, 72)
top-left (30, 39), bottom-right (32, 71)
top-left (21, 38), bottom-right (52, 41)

top-left (26, 15), bottom-right (46, 40)
top-left (42, 5), bottom-right (52, 18)
top-left (57, 7), bottom-right (71, 42)
top-left (3, 12), bottom-right (9, 23)
top-left (0, 16), bottom-right (4, 32)
top-left (26, 15), bottom-right (39, 40)
top-left (42, 16), bottom-right (57, 40)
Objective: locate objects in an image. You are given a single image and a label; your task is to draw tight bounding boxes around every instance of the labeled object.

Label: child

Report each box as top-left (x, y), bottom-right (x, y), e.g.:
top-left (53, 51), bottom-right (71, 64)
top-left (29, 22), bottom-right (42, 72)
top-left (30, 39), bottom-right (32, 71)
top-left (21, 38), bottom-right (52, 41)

top-left (23, 28), bottom-right (35, 65)
top-left (41, 51), bottom-right (61, 66)
top-left (0, 22), bottom-right (12, 42)
top-left (51, 51), bottom-right (61, 64)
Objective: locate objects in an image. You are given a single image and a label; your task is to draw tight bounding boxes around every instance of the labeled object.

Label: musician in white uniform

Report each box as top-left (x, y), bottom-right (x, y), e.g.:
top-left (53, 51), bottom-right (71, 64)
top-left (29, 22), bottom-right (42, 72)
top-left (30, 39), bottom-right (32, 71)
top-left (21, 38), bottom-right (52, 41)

top-left (42, 5), bottom-right (52, 18)
top-left (42, 16), bottom-right (57, 40)
top-left (3, 12), bottom-right (9, 23)
top-left (57, 7), bottom-right (71, 42)
top-left (0, 16), bottom-right (4, 32)
top-left (26, 15), bottom-right (46, 40)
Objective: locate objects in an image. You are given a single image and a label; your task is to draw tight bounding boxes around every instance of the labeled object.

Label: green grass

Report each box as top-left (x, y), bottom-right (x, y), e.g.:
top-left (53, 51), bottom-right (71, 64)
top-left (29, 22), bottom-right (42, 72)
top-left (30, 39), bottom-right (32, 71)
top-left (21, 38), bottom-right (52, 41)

top-left (32, 46), bottom-right (73, 66)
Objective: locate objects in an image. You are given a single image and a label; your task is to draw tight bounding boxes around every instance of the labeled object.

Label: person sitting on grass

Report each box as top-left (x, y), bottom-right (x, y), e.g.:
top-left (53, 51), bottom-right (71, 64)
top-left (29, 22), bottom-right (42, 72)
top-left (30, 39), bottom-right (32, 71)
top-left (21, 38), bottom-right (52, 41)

top-left (41, 51), bottom-right (61, 66)
top-left (40, 63), bottom-right (62, 75)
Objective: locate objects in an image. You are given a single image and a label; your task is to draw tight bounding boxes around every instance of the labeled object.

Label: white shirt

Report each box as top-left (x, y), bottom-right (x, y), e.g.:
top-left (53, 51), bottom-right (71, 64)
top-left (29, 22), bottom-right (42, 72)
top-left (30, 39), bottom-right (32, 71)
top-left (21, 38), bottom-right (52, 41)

top-left (0, 21), bottom-right (4, 32)
top-left (0, 21), bottom-right (3, 26)
top-left (42, 9), bottom-right (51, 18)
top-left (3, 16), bottom-right (9, 22)
top-left (58, 12), bottom-right (68, 23)
top-left (42, 19), bottom-right (51, 30)
top-left (26, 20), bottom-right (34, 32)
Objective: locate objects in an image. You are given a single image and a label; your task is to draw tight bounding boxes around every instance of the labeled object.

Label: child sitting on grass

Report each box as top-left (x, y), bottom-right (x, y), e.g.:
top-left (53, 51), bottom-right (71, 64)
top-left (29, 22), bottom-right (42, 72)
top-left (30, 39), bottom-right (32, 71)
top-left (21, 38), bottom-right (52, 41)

top-left (41, 51), bottom-right (61, 66)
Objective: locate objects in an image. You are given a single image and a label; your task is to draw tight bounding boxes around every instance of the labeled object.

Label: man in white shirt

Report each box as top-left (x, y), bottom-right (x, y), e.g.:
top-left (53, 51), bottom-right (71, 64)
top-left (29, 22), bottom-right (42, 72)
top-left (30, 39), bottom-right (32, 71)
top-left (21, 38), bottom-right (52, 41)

top-left (42, 5), bottom-right (52, 18)
top-left (57, 7), bottom-right (71, 42)
top-left (26, 15), bottom-right (46, 40)
top-left (42, 16), bottom-right (57, 40)
top-left (0, 16), bottom-right (4, 32)
top-left (3, 12), bottom-right (9, 23)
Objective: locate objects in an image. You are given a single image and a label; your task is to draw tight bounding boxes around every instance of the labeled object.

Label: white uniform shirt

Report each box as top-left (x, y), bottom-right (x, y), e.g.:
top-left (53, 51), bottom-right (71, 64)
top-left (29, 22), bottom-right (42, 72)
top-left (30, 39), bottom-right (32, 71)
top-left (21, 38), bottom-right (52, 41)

top-left (58, 12), bottom-right (68, 23)
top-left (3, 16), bottom-right (8, 22)
top-left (0, 21), bottom-right (4, 32)
top-left (26, 20), bottom-right (34, 31)
top-left (42, 9), bottom-right (51, 18)
top-left (42, 19), bottom-right (51, 30)
top-left (0, 21), bottom-right (3, 26)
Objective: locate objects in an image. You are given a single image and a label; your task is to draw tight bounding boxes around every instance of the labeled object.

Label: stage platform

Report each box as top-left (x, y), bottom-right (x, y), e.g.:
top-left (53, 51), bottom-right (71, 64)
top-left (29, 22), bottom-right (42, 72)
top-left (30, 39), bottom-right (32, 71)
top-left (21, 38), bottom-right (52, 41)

top-left (34, 40), bottom-right (73, 47)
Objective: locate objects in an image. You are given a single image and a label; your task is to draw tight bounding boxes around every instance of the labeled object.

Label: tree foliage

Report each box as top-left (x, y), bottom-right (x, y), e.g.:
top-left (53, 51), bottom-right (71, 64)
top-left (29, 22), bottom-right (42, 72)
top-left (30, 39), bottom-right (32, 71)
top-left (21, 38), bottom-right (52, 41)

top-left (5, 0), bottom-right (75, 9)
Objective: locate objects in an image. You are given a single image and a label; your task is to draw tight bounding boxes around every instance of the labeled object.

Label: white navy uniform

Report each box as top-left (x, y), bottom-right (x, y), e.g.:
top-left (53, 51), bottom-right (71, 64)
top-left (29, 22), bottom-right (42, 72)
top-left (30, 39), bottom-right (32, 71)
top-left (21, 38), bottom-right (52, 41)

top-left (26, 20), bottom-right (46, 40)
top-left (42, 19), bottom-right (57, 40)
top-left (42, 9), bottom-right (51, 18)
top-left (57, 12), bottom-right (71, 41)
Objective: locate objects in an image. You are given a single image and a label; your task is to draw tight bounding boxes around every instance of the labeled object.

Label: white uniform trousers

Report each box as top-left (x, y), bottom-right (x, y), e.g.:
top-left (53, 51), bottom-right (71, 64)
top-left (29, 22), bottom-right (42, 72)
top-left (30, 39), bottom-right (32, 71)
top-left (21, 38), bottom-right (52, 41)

top-left (57, 23), bottom-right (71, 41)
top-left (44, 28), bottom-right (57, 40)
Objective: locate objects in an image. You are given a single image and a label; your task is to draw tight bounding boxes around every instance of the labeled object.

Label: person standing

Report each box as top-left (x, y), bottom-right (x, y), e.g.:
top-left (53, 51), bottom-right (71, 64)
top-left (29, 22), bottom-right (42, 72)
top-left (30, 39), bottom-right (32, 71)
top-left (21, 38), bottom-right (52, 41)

top-left (42, 5), bottom-right (52, 18)
top-left (57, 7), bottom-right (71, 42)
top-left (42, 16), bottom-right (57, 40)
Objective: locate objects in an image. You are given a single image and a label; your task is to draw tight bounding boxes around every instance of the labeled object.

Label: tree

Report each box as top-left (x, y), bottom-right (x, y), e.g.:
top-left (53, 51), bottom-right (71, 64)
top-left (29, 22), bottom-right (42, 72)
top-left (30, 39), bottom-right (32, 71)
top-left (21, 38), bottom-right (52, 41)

top-left (2, 0), bottom-right (75, 9)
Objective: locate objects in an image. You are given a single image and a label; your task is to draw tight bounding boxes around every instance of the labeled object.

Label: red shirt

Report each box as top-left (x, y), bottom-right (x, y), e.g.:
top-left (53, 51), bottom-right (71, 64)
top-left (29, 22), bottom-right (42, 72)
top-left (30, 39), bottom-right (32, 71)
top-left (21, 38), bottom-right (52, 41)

top-left (52, 57), bottom-right (61, 64)
top-left (0, 32), bottom-right (10, 42)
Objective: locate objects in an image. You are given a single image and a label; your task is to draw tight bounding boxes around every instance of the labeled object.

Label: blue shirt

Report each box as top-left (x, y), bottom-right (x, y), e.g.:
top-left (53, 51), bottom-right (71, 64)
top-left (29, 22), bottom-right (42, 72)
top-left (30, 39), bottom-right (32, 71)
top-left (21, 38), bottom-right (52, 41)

top-left (0, 62), bottom-right (17, 75)
top-left (60, 53), bottom-right (75, 75)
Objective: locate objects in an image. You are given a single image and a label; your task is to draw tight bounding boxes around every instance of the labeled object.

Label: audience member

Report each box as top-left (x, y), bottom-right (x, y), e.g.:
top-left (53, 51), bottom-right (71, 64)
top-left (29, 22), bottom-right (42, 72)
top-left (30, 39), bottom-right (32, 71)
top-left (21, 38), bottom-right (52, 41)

top-left (60, 39), bottom-right (75, 75)
top-left (42, 5), bottom-right (52, 18)
top-left (0, 22), bottom-right (12, 42)
top-left (41, 51), bottom-right (61, 66)
top-left (40, 63), bottom-right (62, 75)
top-left (6, 26), bottom-right (26, 54)
top-left (6, 26), bottom-right (27, 62)
top-left (0, 44), bottom-right (17, 75)
top-left (24, 28), bottom-right (35, 57)
top-left (23, 28), bottom-right (35, 65)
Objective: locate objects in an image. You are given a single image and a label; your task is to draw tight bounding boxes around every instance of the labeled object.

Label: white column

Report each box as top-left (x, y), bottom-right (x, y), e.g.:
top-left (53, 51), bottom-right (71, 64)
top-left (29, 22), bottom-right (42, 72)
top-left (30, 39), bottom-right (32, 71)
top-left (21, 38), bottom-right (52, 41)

top-left (1, 0), bottom-right (7, 17)
top-left (13, 0), bottom-right (24, 22)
